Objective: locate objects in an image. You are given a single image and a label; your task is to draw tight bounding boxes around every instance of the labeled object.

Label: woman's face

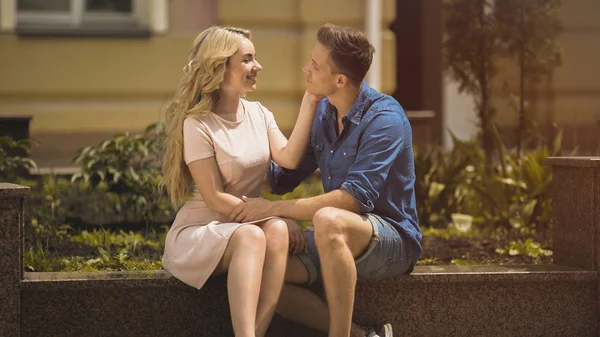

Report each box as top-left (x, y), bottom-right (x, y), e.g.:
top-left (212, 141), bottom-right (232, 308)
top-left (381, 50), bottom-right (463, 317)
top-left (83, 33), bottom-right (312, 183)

top-left (222, 38), bottom-right (262, 94)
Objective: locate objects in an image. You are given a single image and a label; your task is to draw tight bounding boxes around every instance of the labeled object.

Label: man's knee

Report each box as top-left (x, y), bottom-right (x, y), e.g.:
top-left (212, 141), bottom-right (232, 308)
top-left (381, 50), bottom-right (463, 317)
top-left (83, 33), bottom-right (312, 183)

top-left (312, 207), bottom-right (347, 246)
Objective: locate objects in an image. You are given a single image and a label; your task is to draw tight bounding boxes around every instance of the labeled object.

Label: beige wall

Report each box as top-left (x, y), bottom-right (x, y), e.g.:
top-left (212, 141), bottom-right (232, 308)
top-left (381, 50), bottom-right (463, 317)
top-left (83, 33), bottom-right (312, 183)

top-left (0, 0), bottom-right (217, 134)
top-left (0, 0), bottom-right (395, 166)
top-left (1, 0), bottom-right (395, 134)
top-left (0, 35), bottom-right (189, 130)
top-left (0, 0), bottom-right (219, 166)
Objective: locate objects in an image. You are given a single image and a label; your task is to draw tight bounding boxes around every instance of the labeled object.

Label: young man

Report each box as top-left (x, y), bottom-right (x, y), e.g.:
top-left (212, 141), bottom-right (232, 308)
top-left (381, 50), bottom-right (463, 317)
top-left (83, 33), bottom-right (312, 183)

top-left (230, 23), bottom-right (422, 337)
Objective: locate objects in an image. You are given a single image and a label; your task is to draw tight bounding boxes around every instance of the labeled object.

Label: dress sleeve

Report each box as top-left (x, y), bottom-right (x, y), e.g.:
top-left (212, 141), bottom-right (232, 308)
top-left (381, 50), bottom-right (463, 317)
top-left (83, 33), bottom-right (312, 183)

top-left (257, 102), bottom-right (279, 131)
top-left (183, 117), bottom-right (214, 165)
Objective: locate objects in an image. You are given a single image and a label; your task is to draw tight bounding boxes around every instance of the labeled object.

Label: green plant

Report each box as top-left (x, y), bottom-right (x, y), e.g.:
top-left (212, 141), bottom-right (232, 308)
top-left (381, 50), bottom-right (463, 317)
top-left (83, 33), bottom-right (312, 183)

top-left (21, 120), bottom-right (565, 272)
top-left (24, 224), bottom-right (168, 272)
top-left (70, 228), bottom-right (165, 256)
top-left (25, 245), bottom-right (163, 272)
top-left (495, 238), bottom-right (552, 261)
top-left (20, 175), bottom-right (73, 253)
top-left (24, 243), bottom-right (67, 272)
top-left (0, 136), bottom-right (37, 182)
top-left (414, 134), bottom-right (485, 227)
top-left (471, 129), bottom-right (565, 233)
top-left (413, 125), bottom-right (565, 235)
top-left (65, 247), bottom-right (163, 272)
top-left (71, 123), bottom-right (172, 236)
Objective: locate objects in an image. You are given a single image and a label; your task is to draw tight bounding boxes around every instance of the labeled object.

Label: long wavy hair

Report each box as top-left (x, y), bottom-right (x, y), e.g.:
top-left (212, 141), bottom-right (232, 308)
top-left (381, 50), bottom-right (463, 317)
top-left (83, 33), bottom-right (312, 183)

top-left (161, 26), bottom-right (251, 207)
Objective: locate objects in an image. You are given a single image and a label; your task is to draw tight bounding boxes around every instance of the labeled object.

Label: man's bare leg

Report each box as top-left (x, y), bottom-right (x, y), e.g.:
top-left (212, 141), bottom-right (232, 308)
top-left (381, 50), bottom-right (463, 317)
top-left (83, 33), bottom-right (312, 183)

top-left (312, 207), bottom-right (373, 337)
top-left (276, 243), bottom-right (372, 336)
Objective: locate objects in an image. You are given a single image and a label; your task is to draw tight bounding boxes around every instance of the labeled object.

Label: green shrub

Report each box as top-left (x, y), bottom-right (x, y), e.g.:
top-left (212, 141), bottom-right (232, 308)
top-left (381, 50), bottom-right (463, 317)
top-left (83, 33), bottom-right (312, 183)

top-left (71, 123), bottom-right (173, 235)
top-left (0, 136), bottom-right (37, 182)
top-left (17, 121), bottom-right (566, 271)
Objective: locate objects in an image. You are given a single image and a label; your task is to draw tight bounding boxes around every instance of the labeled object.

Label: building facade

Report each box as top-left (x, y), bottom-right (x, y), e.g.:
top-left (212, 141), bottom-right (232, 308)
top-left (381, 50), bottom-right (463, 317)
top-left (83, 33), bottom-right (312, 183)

top-left (0, 0), bottom-right (598, 168)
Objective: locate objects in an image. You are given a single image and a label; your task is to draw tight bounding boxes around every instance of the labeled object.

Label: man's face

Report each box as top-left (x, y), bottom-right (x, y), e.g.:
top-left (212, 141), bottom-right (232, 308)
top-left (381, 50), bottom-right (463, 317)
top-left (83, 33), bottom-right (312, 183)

top-left (302, 42), bottom-right (340, 96)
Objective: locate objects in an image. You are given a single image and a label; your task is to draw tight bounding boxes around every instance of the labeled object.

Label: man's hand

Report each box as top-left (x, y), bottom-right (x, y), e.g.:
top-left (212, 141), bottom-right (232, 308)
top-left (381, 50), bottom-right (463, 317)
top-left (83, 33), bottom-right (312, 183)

top-left (230, 196), bottom-right (276, 223)
top-left (284, 219), bottom-right (308, 255)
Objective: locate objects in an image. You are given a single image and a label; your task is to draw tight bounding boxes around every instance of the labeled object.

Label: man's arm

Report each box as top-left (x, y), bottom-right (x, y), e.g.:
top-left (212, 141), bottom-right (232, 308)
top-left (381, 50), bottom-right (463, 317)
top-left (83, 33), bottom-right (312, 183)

top-left (337, 111), bottom-right (406, 213)
top-left (271, 189), bottom-right (360, 221)
top-left (271, 111), bottom-right (404, 220)
top-left (233, 111), bottom-right (405, 223)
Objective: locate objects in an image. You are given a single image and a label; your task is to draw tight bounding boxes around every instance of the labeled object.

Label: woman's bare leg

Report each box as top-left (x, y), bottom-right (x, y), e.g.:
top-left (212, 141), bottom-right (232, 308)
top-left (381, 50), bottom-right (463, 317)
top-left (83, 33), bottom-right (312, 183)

top-left (254, 219), bottom-right (289, 337)
top-left (216, 225), bottom-right (267, 337)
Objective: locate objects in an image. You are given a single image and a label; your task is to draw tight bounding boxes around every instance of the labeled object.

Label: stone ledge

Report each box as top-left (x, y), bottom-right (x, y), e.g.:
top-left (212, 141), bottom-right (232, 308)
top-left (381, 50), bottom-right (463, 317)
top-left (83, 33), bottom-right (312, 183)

top-left (546, 156), bottom-right (600, 167)
top-left (0, 183), bottom-right (30, 199)
top-left (19, 265), bottom-right (599, 337)
top-left (21, 264), bottom-right (597, 291)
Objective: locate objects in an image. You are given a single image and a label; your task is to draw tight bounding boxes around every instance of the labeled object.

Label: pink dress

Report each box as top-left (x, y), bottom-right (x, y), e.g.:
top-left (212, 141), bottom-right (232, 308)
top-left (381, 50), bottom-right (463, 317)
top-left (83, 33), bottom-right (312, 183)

top-left (162, 99), bottom-right (278, 289)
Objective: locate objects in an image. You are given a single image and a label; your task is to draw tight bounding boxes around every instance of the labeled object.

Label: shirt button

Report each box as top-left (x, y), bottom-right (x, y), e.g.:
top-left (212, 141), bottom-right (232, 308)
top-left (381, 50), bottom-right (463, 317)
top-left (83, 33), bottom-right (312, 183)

top-left (330, 150), bottom-right (334, 154)
top-left (343, 152), bottom-right (346, 156)
top-left (328, 176), bottom-right (332, 180)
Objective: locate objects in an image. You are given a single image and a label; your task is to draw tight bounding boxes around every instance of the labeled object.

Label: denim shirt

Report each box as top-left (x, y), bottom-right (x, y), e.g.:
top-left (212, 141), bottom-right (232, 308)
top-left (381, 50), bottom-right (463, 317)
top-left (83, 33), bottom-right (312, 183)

top-left (268, 81), bottom-right (422, 253)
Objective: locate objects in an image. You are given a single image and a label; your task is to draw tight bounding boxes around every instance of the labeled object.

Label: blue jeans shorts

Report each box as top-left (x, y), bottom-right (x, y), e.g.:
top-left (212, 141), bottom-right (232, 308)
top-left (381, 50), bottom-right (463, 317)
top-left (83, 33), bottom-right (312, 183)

top-left (296, 213), bottom-right (417, 286)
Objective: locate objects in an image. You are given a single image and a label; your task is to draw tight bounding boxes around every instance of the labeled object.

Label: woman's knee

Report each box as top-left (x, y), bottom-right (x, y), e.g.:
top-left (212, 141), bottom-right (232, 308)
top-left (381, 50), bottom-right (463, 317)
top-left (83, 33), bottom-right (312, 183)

top-left (230, 224), bottom-right (267, 249)
top-left (261, 218), bottom-right (289, 252)
top-left (216, 225), bottom-right (266, 274)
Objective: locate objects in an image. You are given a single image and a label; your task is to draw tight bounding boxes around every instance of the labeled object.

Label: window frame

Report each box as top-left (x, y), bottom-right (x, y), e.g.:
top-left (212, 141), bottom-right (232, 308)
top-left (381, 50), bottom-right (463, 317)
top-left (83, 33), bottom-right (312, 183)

top-left (0, 0), bottom-right (168, 35)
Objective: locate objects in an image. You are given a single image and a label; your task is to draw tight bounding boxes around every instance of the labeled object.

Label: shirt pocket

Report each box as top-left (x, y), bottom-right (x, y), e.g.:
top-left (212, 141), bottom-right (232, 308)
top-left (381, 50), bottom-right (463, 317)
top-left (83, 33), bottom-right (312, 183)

top-left (333, 147), bottom-right (358, 174)
top-left (311, 142), bottom-right (325, 167)
top-left (313, 143), bottom-right (325, 153)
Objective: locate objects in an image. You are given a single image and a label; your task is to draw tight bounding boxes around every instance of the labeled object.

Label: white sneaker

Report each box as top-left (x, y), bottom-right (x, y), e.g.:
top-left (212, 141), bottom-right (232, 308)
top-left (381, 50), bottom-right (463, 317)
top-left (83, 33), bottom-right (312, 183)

top-left (365, 323), bottom-right (393, 337)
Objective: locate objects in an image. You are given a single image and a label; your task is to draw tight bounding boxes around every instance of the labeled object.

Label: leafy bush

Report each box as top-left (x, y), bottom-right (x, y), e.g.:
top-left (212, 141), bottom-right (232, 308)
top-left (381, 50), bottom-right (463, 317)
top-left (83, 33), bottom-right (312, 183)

top-left (70, 228), bottom-right (165, 255)
top-left (24, 244), bottom-right (163, 272)
top-left (495, 238), bottom-right (553, 261)
top-left (71, 123), bottom-right (173, 235)
top-left (19, 175), bottom-right (73, 253)
top-left (414, 130), bottom-right (564, 237)
top-left (15, 119), bottom-right (566, 271)
top-left (0, 136), bottom-right (37, 182)
top-left (414, 134), bottom-right (484, 228)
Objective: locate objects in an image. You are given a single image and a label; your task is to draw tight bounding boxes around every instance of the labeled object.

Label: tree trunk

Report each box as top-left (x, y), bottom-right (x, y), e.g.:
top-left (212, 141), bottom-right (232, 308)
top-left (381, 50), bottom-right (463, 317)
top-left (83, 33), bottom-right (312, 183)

top-left (517, 4), bottom-right (527, 157)
top-left (480, 85), bottom-right (494, 176)
top-left (477, 0), bottom-right (494, 175)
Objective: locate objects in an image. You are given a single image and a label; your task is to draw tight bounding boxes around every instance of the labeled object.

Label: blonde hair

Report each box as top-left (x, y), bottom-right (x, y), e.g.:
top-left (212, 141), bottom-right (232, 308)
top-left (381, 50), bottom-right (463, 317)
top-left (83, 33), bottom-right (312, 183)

top-left (162, 26), bottom-right (252, 207)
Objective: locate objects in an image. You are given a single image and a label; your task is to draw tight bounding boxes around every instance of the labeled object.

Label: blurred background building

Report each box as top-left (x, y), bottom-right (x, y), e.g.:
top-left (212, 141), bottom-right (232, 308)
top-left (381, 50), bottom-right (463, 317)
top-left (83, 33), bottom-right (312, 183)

top-left (0, 0), bottom-right (598, 170)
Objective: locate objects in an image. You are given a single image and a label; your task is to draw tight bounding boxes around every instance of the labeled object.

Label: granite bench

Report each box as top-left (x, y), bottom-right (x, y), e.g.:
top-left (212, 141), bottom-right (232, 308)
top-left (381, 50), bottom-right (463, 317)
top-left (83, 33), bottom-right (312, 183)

top-left (1, 156), bottom-right (599, 336)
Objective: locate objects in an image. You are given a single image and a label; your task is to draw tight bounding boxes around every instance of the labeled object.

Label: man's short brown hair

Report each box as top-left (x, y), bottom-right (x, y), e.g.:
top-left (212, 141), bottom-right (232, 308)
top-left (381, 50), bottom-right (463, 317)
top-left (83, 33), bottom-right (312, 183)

top-left (317, 23), bottom-right (375, 87)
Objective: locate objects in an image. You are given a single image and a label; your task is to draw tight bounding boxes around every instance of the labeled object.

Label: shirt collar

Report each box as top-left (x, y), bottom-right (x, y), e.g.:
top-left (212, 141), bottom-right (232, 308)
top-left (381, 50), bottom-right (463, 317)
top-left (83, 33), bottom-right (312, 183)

top-left (323, 80), bottom-right (371, 125)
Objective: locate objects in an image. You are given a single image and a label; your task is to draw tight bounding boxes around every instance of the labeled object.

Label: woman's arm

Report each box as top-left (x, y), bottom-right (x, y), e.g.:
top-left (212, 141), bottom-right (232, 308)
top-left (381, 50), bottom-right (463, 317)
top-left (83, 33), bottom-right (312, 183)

top-left (187, 157), bottom-right (244, 217)
top-left (267, 92), bottom-right (320, 169)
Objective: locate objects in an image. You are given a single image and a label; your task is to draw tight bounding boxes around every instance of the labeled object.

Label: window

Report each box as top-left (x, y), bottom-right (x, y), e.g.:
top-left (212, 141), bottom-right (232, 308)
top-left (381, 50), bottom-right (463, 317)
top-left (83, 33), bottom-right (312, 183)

top-left (18, 0), bottom-right (138, 29)
top-left (0, 0), bottom-right (168, 36)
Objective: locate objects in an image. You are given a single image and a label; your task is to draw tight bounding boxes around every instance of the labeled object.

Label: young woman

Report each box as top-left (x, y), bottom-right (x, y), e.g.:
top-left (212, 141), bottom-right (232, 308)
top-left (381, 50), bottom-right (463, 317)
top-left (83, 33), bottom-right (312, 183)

top-left (160, 26), bottom-right (318, 337)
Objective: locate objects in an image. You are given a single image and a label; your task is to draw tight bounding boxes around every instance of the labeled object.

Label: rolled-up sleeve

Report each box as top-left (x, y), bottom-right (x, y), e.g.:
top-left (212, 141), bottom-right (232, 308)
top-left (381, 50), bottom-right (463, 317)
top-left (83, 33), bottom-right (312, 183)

top-left (268, 148), bottom-right (318, 195)
top-left (340, 112), bottom-right (405, 214)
